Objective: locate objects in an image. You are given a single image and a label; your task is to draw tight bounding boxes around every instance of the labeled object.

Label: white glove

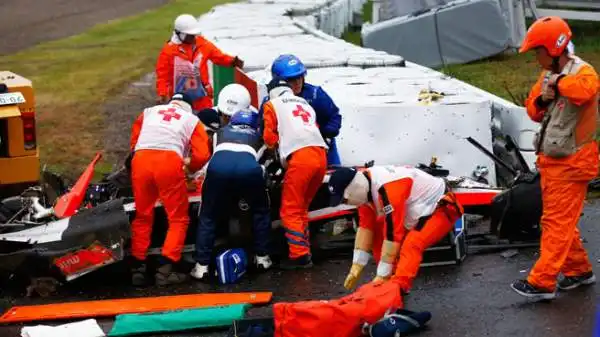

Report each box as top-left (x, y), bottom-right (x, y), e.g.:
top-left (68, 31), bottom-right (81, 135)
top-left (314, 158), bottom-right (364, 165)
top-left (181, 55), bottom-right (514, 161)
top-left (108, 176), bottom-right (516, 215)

top-left (373, 261), bottom-right (393, 283)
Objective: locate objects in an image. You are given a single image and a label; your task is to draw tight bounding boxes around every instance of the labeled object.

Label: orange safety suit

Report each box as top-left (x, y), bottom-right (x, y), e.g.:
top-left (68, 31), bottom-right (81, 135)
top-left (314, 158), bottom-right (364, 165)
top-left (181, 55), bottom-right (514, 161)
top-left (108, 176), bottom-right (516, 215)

top-left (262, 93), bottom-right (328, 259)
top-left (129, 100), bottom-right (211, 262)
top-left (155, 35), bottom-right (236, 111)
top-left (274, 280), bottom-right (403, 337)
top-left (524, 56), bottom-right (599, 291)
top-left (348, 166), bottom-right (463, 292)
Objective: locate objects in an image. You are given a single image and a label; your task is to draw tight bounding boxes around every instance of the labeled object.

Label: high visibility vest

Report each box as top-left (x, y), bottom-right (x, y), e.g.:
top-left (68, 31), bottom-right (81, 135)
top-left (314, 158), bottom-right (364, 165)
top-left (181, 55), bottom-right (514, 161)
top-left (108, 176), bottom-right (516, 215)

top-left (173, 50), bottom-right (206, 101)
top-left (537, 56), bottom-right (599, 158)
top-left (134, 103), bottom-right (199, 158)
top-left (367, 165), bottom-right (446, 230)
top-left (270, 94), bottom-right (328, 163)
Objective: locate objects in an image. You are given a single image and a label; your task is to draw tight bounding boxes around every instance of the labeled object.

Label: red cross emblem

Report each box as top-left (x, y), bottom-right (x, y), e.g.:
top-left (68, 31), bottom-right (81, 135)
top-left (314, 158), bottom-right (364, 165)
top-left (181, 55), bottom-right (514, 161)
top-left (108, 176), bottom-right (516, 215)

top-left (158, 108), bottom-right (182, 122)
top-left (292, 105), bottom-right (311, 124)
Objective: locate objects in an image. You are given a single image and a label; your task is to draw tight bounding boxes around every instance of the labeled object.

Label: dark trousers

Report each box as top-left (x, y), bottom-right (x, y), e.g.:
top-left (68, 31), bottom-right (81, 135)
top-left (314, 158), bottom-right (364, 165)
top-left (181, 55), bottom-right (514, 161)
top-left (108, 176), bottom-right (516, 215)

top-left (195, 150), bottom-right (271, 265)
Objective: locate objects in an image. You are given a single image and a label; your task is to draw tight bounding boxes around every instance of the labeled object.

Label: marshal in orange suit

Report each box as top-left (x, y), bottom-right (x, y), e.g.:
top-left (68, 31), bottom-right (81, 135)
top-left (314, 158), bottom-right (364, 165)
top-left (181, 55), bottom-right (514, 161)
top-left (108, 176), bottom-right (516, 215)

top-left (328, 165), bottom-right (463, 293)
top-left (510, 16), bottom-right (599, 301)
top-left (262, 79), bottom-right (329, 270)
top-left (155, 14), bottom-right (244, 111)
top-left (129, 93), bottom-right (211, 287)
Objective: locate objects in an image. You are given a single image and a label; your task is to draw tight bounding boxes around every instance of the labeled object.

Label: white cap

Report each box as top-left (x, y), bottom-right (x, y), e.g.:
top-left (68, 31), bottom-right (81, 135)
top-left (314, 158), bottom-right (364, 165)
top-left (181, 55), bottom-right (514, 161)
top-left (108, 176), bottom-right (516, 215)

top-left (217, 83), bottom-right (252, 116)
top-left (174, 14), bottom-right (202, 35)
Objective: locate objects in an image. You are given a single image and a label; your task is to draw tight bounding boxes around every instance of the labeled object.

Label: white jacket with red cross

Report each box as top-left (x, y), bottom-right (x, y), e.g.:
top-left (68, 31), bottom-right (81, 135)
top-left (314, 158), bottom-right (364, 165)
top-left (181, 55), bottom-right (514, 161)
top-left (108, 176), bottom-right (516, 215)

top-left (130, 101), bottom-right (211, 173)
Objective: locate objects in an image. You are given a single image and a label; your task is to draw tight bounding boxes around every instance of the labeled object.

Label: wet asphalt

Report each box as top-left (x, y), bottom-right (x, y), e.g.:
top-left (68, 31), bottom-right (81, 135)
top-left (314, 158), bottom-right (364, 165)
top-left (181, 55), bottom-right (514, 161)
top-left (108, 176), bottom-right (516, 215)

top-left (2, 201), bottom-right (600, 337)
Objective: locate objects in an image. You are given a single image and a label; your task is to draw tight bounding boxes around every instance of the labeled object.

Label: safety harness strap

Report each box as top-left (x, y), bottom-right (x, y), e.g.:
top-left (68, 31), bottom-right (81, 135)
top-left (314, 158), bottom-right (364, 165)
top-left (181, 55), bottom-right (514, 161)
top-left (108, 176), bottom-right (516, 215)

top-left (378, 186), bottom-right (395, 242)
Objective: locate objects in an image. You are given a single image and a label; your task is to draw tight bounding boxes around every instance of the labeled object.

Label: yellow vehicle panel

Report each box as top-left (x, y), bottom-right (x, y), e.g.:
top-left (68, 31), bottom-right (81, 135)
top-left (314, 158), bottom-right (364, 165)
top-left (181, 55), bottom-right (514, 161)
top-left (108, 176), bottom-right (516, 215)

top-left (0, 151), bottom-right (40, 185)
top-left (0, 71), bottom-right (40, 185)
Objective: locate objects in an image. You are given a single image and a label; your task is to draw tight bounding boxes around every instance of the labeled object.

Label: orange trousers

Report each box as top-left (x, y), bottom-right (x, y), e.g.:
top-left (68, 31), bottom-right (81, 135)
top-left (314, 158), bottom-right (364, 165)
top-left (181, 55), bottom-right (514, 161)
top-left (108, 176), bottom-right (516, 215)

top-left (363, 195), bottom-right (462, 291)
top-left (527, 174), bottom-right (593, 291)
top-left (281, 146), bottom-right (327, 259)
top-left (130, 150), bottom-right (190, 262)
top-left (274, 281), bottom-right (403, 337)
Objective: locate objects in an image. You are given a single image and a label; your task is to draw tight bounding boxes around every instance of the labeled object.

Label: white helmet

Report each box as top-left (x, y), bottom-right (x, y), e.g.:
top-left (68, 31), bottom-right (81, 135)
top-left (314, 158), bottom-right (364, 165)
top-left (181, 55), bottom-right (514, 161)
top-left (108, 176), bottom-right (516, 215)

top-left (174, 14), bottom-right (201, 35)
top-left (217, 84), bottom-right (252, 117)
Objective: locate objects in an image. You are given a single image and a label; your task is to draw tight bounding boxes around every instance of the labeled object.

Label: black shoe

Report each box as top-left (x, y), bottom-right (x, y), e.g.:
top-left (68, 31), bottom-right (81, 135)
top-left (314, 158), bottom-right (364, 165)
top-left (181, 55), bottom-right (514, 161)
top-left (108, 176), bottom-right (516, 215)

top-left (558, 272), bottom-right (596, 291)
top-left (279, 254), bottom-right (313, 270)
top-left (155, 258), bottom-right (188, 286)
top-left (510, 279), bottom-right (556, 300)
top-left (130, 261), bottom-right (147, 287)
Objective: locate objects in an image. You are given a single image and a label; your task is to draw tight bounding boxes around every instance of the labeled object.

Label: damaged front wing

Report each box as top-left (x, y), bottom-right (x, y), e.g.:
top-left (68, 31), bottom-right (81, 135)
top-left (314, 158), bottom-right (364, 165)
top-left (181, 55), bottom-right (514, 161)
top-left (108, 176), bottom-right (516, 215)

top-left (0, 198), bottom-right (130, 282)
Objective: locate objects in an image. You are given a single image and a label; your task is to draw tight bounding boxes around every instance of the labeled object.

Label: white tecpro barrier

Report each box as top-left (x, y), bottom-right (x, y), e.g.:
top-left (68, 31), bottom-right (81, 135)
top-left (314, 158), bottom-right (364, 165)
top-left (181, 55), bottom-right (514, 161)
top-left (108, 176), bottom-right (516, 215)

top-left (362, 0), bottom-right (512, 69)
top-left (204, 0), bottom-right (368, 38)
top-left (247, 66), bottom-right (497, 183)
top-left (196, 0), bottom-right (540, 186)
top-left (335, 103), bottom-right (496, 182)
top-left (197, 2), bottom-right (405, 71)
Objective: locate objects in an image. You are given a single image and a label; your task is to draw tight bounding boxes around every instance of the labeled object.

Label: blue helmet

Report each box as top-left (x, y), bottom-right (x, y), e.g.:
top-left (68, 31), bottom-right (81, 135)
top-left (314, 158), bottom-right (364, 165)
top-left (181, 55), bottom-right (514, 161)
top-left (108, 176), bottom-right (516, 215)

top-left (230, 109), bottom-right (259, 129)
top-left (271, 54), bottom-right (307, 80)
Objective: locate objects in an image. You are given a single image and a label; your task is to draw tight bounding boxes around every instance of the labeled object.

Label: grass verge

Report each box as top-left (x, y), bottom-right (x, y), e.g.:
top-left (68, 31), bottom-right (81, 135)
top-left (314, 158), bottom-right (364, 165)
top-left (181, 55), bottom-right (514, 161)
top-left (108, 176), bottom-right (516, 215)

top-left (441, 19), bottom-right (600, 104)
top-left (0, 0), bottom-right (235, 178)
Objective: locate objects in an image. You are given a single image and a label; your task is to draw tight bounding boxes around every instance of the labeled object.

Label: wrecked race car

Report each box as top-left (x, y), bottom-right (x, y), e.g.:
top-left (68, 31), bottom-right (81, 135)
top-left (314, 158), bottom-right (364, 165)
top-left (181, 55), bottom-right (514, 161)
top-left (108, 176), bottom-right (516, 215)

top-left (0, 151), bottom-right (505, 294)
top-left (0, 152), bottom-right (358, 290)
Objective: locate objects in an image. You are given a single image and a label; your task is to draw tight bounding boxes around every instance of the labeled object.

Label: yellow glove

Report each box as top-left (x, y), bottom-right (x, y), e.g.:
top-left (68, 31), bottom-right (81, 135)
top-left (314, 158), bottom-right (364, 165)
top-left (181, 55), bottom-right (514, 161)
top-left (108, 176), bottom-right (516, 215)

top-left (344, 263), bottom-right (365, 290)
top-left (344, 248), bottom-right (371, 290)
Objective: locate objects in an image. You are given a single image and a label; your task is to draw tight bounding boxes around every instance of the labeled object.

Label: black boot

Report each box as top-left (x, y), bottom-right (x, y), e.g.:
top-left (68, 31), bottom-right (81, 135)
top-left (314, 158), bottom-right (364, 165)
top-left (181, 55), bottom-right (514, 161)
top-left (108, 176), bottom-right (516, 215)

top-left (155, 256), bottom-right (188, 286)
top-left (130, 259), bottom-right (147, 287)
top-left (279, 254), bottom-right (313, 270)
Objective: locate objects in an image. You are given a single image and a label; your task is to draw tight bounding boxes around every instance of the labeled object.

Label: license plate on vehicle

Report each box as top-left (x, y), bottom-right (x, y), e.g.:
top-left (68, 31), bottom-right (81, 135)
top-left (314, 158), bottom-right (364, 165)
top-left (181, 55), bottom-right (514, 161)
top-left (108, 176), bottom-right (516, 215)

top-left (0, 92), bottom-right (26, 106)
top-left (53, 241), bottom-right (120, 281)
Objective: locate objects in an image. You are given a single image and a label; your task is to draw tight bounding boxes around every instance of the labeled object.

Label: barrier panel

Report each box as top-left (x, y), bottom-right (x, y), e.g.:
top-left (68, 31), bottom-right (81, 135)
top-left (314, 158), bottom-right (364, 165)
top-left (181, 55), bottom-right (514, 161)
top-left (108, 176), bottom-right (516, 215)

top-left (200, 0), bottom-right (540, 186)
